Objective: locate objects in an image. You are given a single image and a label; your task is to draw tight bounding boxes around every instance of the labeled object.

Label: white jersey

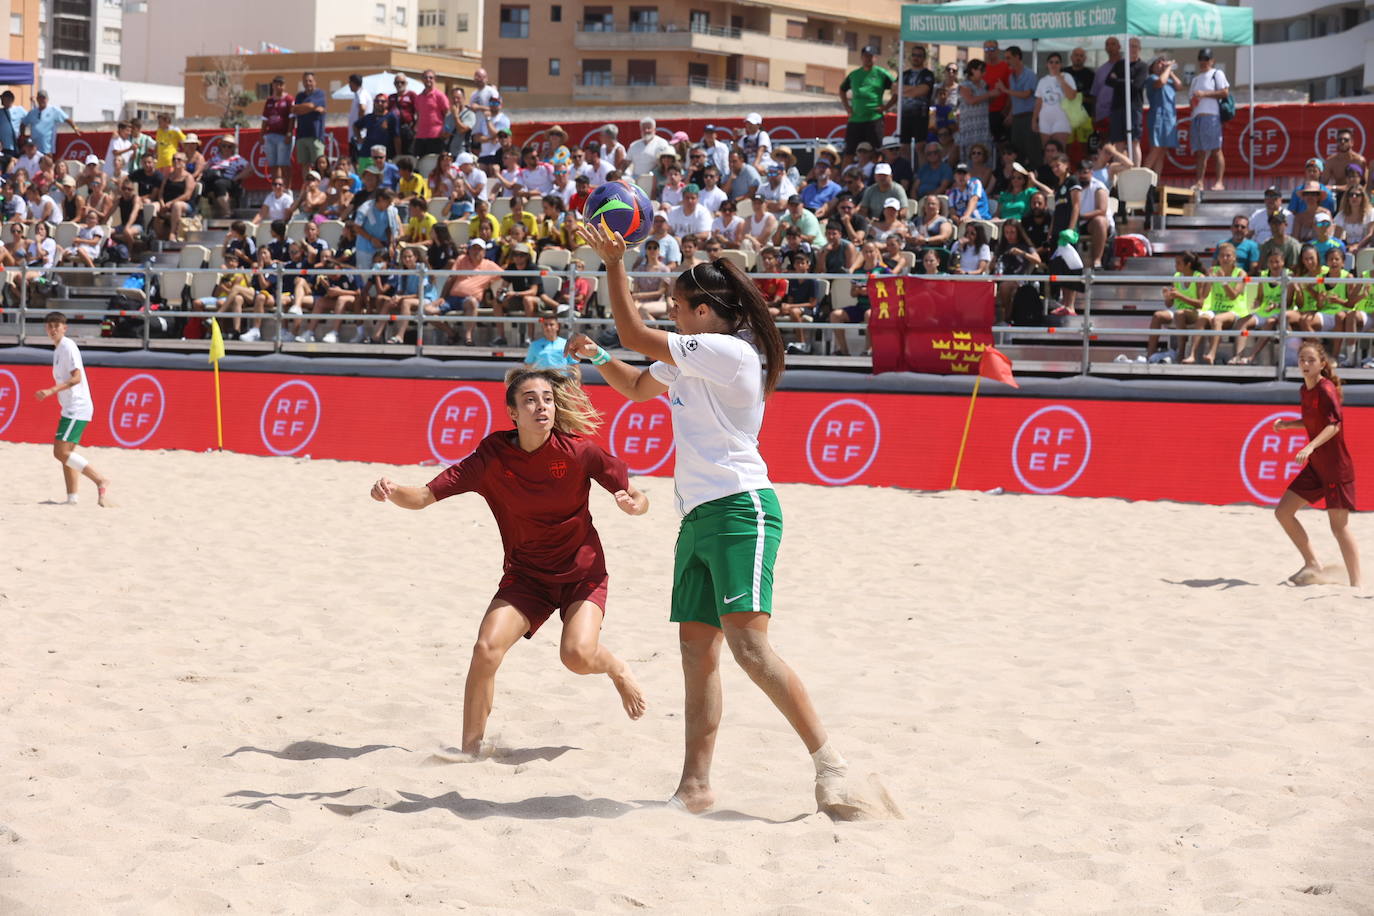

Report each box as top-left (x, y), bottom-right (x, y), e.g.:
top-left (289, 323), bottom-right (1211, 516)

top-left (649, 331), bottom-right (771, 515)
top-left (53, 336), bottom-right (93, 421)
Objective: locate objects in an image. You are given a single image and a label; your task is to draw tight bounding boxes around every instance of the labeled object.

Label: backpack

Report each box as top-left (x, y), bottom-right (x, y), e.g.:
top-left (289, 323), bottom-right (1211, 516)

top-left (1219, 91), bottom-right (1236, 123)
top-left (1010, 282), bottom-right (1045, 326)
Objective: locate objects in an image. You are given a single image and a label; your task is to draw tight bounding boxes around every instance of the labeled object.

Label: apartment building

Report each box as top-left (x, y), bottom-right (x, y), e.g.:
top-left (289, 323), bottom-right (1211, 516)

top-left (4, 0), bottom-right (43, 104)
top-left (1238, 0), bottom-right (1374, 100)
top-left (481, 0), bottom-right (903, 107)
top-left (416, 0), bottom-right (483, 53)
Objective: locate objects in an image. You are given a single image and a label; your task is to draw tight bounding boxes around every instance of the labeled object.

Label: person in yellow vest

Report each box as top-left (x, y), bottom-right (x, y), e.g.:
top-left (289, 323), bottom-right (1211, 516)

top-left (1232, 250), bottom-right (1300, 365)
top-left (1146, 250), bottom-right (1205, 361)
top-left (1314, 244), bottom-right (1355, 364)
top-left (1187, 242), bottom-right (1246, 365)
top-left (1290, 244), bottom-right (1328, 334)
top-left (1344, 265), bottom-right (1374, 368)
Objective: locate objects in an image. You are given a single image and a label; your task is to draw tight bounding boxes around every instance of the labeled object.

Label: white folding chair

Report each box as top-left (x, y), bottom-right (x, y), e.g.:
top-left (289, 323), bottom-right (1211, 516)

top-left (318, 220), bottom-right (345, 249)
top-left (1115, 167), bottom-right (1158, 222)
top-left (537, 247), bottom-right (571, 270)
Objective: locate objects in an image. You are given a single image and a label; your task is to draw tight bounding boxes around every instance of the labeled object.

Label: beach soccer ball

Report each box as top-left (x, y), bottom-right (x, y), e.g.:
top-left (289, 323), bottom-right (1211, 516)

top-left (583, 179), bottom-right (654, 245)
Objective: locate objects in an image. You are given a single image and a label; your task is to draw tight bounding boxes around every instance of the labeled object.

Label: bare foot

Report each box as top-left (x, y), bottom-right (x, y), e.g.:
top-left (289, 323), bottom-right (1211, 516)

top-left (1211, 181), bottom-right (1225, 191)
top-left (1288, 564), bottom-right (1323, 584)
top-left (669, 780), bottom-right (714, 814)
top-left (609, 667), bottom-right (646, 720)
top-left (1181, 356), bottom-right (1196, 364)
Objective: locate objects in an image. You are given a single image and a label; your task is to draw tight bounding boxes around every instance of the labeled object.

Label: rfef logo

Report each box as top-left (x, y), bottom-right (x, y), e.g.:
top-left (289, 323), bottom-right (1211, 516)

top-left (259, 380), bottom-right (322, 455)
top-left (1239, 116), bottom-right (1290, 172)
top-left (1011, 405), bottom-right (1092, 494)
top-left (805, 399), bottom-right (881, 485)
top-left (1239, 411), bottom-right (1303, 504)
top-left (609, 396), bottom-right (674, 475)
top-left (428, 386), bottom-right (492, 465)
top-left (0, 368), bottom-right (19, 435)
top-left (59, 138), bottom-right (97, 163)
top-left (1314, 113), bottom-right (1366, 160)
top-left (107, 373), bottom-right (165, 447)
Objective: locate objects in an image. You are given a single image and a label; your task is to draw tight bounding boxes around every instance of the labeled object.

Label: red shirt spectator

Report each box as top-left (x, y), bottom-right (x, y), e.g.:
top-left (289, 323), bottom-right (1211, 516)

top-left (412, 72), bottom-right (451, 140)
top-left (262, 91), bottom-right (293, 136)
top-left (755, 276), bottom-right (788, 303)
top-left (986, 57), bottom-right (1010, 115)
top-left (389, 89), bottom-right (418, 127)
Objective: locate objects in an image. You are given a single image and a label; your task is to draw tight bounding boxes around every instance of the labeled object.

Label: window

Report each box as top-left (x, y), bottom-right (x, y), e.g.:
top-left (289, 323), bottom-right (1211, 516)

top-left (551, 5), bottom-right (561, 22)
top-left (395, 6), bottom-right (406, 25)
top-left (256, 82), bottom-right (271, 100)
top-left (52, 18), bottom-right (90, 52)
top-left (844, 31), bottom-right (858, 51)
top-left (583, 7), bottom-right (613, 31)
top-left (784, 71), bottom-right (804, 92)
top-left (627, 59), bottom-right (656, 85)
top-left (868, 36), bottom-right (882, 55)
top-left (499, 6), bottom-right (530, 38)
top-left (740, 56), bottom-right (768, 86)
top-left (690, 10), bottom-right (709, 32)
top-left (375, 3), bottom-right (386, 23)
top-left (786, 20), bottom-right (804, 40)
top-left (101, 108), bottom-right (114, 120)
top-left (688, 62), bottom-right (708, 85)
top-left (9, 13), bottom-right (21, 35)
top-left (102, 26), bottom-right (120, 44)
top-left (102, 62), bottom-right (120, 77)
top-left (418, 9), bottom-right (446, 27)
top-left (629, 8), bottom-right (659, 32)
top-left (549, 58), bottom-right (560, 76)
top-left (52, 54), bottom-right (89, 71)
top-left (457, 13), bottom-right (469, 30)
top-left (497, 57), bottom-right (528, 91)
top-left (582, 59), bottom-right (612, 86)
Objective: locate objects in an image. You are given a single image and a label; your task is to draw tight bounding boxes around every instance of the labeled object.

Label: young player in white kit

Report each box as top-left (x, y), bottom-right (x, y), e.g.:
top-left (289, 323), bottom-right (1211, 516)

top-left (35, 312), bottom-right (112, 506)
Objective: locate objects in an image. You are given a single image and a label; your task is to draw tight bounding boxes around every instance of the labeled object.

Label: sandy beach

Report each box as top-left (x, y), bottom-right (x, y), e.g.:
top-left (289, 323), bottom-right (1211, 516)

top-left (2, 440), bottom-right (1372, 914)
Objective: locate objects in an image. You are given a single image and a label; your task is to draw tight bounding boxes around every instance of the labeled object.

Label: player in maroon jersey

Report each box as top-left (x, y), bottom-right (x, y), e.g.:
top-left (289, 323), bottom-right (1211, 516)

top-left (1273, 340), bottom-right (1362, 587)
top-left (370, 368), bottom-right (650, 755)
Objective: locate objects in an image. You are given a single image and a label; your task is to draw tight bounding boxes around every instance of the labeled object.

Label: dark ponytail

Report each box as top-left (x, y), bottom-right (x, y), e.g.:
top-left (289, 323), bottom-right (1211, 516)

top-left (676, 258), bottom-right (785, 397)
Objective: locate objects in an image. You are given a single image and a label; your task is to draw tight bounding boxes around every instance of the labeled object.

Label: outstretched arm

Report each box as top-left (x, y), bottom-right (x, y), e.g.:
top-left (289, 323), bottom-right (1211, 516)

top-left (577, 220), bottom-right (673, 364)
top-left (371, 476), bottom-right (436, 509)
top-left (564, 332), bottom-right (668, 402)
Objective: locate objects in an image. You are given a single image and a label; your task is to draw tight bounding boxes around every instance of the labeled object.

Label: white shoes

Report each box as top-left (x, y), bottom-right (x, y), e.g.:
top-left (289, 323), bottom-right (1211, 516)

top-left (297, 330), bottom-right (315, 343)
top-left (322, 331), bottom-right (337, 343)
top-left (240, 327), bottom-right (261, 342)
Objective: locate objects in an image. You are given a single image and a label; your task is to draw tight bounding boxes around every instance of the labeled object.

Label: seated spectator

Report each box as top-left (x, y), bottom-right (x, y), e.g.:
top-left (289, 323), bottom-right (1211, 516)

top-left (910, 195), bottom-right (955, 250)
top-left (630, 238), bottom-right (672, 319)
top-left (780, 249), bottom-right (820, 354)
top-left (567, 174), bottom-right (590, 215)
top-left (1292, 184), bottom-right (1327, 241)
top-left (455, 152), bottom-right (487, 204)
top-left (658, 163), bottom-right (687, 210)
top-left (832, 193), bottom-right (870, 244)
top-left (501, 191), bottom-right (539, 240)
top-left (680, 236), bottom-right (705, 266)
top-left (997, 164), bottom-right (1036, 220)
top-left (712, 199), bottom-right (747, 249)
top-left (375, 245), bottom-right (440, 344)
top-left (858, 164), bottom-right (910, 220)
top-left (1146, 250), bottom-right (1206, 361)
top-left (208, 251), bottom-right (254, 338)
top-left (1323, 129), bottom-right (1367, 193)
top-left (801, 160), bottom-right (842, 218)
top-left (581, 143), bottom-right (612, 186)
top-left (548, 167), bottom-right (575, 208)
top-left (820, 221), bottom-right (859, 275)
top-left (402, 197), bottom-right (437, 246)
top-left (62, 208), bottom-right (107, 268)
top-left (920, 248), bottom-right (945, 275)
top-left (1249, 186), bottom-right (1292, 245)
top-left (428, 222), bottom-right (460, 270)
top-left (1217, 214), bottom-right (1261, 274)
top-left (468, 197), bottom-right (500, 239)
top-left (1232, 250), bottom-right (1299, 366)
top-left (180, 134), bottom-right (207, 178)
top-left (156, 152), bottom-right (196, 241)
top-left (966, 144), bottom-right (997, 196)
top-left (525, 316), bottom-right (572, 368)
top-left (1194, 241), bottom-right (1248, 365)
top-left (951, 223), bottom-right (992, 275)
top-left (1312, 212), bottom-right (1344, 264)
top-left (290, 170), bottom-right (329, 221)
top-left (1291, 243), bottom-right (1327, 334)
top-left (645, 213), bottom-right (682, 266)
top-left (427, 150), bottom-right (457, 199)
top-left (300, 231), bottom-right (359, 344)
top-left (439, 238), bottom-right (502, 345)
top-left (993, 219), bottom-right (1042, 320)
top-left (518, 145), bottom-right (554, 195)
top-left (369, 145), bottom-right (401, 190)
top-left (396, 157), bottom-right (430, 203)
top-left (722, 150), bottom-right (761, 202)
top-left (536, 194), bottom-right (573, 251)
top-left (203, 136), bottom-right (249, 218)
top-left (829, 241), bottom-right (890, 356)
top-left (238, 247), bottom-right (280, 342)
top-left (1315, 244), bottom-right (1356, 364)
top-left (868, 198), bottom-right (909, 244)
top-left (649, 149), bottom-right (681, 199)
top-left (779, 225), bottom-right (816, 266)
top-left (696, 166), bottom-right (727, 214)
top-left (129, 150), bottom-right (162, 200)
top-left (776, 194), bottom-right (824, 247)
top-left (881, 235), bottom-right (908, 273)
top-left (1335, 178), bottom-right (1374, 258)
top-left (253, 177), bottom-right (295, 226)
top-left (947, 163), bottom-right (991, 223)
top-left (753, 247), bottom-right (788, 315)
top-left (741, 191), bottom-right (777, 252)
top-left (914, 145), bottom-right (954, 199)
top-left (1290, 159), bottom-right (1335, 215)
top-left (1259, 211), bottom-right (1301, 271)
top-left (1074, 159), bottom-right (1112, 270)
top-left (758, 165), bottom-right (797, 214)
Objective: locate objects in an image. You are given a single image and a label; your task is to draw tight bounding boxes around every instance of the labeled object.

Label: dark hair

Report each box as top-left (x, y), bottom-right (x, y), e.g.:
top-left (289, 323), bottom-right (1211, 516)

top-left (1298, 338), bottom-right (1343, 393)
top-left (966, 59), bottom-right (985, 74)
top-left (998, 219), bottom-right (1026, 249)
top-left (964, 223), bottom-right (988, 248)
top-left (1006, 46), bottom-right (1023, 60)
top-left (397, 156), bottom-right (416, 171)
top-left (674, 259), bottom-right (785, 396)
top-left (44, 311), bottom-right (66, 325)
top-left (271, 219), bottom-right (287, 236)
top-left (1176, 250), bottom-right (1203, 274)
top-left (1047, 52), bottom-right (1062, 64)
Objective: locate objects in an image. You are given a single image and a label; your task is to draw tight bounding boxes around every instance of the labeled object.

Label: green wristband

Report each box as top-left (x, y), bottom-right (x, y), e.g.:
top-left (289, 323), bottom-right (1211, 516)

top-left (590, 346), bottom-right (611, 366)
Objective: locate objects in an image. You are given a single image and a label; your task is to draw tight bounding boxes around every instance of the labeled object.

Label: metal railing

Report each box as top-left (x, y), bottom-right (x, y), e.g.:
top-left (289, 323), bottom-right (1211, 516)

top-left (3, 264), bottom-right (1370, 379)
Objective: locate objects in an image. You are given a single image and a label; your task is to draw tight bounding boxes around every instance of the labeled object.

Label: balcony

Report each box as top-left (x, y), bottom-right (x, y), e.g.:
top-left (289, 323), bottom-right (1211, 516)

top-left (571, 74), bottom-right (828, 106)
top-left (573, 22), bottom-right (850, 68)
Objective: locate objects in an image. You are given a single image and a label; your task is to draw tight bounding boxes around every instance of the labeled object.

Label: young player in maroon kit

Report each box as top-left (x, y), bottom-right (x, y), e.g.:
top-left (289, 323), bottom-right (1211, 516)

top-left (370, 368), bottom-right (650, 755)
top-left (1273, 340), bottom-right (1363, 587)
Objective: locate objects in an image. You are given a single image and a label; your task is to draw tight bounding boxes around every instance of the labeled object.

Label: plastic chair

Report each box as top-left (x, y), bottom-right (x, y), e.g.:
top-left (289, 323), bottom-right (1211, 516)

top-left (54, 221), bottom-right (79, 249)
top-left (735, 199), bottom-right (753, 220)
top-left (190, 270), bottom-right (219, 301)
top-left (1354, 247), bottom-right (1374, 275)
top-left (537, 247), bottom-right (571, 270)
top-left (254, 222), bottom-right (276, 247)
top-left (417, 154), bottom-right (439, 178)
top-left (572, 245), bottom-right (601, 270)
top-left (489, 197), bottom-right (512, 220)
top-left (427, 197), bottom-right (449, 219)
top-left (1115, 168), bottom-right (1157, 221)
top-left (718, 249), bottom-right (748, 272)
top-left (445, 220), bottom-right (469, 245)
top-left (898, 250), bottom-right (917, 273)
top-left (178, 244), bottom-right (210, 269)
top-left (317, 220), bottom-right (345, 249)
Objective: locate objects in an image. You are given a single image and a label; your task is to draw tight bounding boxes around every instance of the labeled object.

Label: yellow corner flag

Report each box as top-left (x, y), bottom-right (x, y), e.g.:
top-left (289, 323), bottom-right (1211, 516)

top-left (209, 318), bottom-right (225, 450)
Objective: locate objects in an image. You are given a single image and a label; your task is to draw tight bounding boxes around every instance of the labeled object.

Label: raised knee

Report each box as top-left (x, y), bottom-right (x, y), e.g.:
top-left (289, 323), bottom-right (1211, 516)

top-left (559, 644), bottom-right (595, 675)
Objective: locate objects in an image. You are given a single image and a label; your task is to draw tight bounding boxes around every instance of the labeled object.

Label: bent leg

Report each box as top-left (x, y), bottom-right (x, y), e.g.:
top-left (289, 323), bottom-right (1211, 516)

top-left (461, 600), bottom-right (532, 755)
top-left (559, 600), bottom-right (646, 719)
top-left (1275, 489), bottom-right (1321, 580)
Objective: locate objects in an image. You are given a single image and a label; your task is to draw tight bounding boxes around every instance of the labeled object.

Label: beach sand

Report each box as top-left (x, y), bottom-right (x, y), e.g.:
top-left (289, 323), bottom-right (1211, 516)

top-left (2, 441), bottom-right (1372, 914)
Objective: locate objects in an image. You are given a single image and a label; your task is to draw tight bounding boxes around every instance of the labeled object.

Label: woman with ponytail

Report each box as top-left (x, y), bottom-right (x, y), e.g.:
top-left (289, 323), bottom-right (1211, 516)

top-left (568, 221), bottom-right (857, 818)
top-left (1272, 339), bottom-right (1362, 586)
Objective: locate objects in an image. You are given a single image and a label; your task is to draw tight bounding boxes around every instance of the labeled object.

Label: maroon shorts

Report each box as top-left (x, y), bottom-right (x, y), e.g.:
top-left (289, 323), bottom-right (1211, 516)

top-left (494, 571), bottom-right (609, 639)
top-left (1287, 465), bottom-right (1357, 511)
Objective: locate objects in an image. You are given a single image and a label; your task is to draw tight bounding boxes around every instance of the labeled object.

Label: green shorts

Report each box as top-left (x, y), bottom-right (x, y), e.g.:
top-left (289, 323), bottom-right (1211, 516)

top-left (670, 489), bottom-right (782, 628)
top-left (55, 417), bottom-right (88, 444)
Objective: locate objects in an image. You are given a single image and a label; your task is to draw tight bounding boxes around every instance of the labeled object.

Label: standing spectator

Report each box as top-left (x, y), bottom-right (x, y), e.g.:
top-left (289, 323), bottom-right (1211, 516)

top-left (899, 45), bottom-right (935, 154)
top-left (1091, 37), bottom-right (1122, 128)
top-left (467, 67), bottom-right (498, 140)
top-left (627, 118), bottom-right (671, 179)
top-left (699, 124), bottom-right (730, 176)
top-left (388, 74), bottom-right (419, 156)
top-left (344, 74), bottom-right (371, 161)
top-left (103, 120), bottom-right (134, 178)
top-left (957, 60), bottom-right (995, 163)
top-left (1322, 129), bottom-right (1367, 192)
top-left (292, 71), bottom-right (328, 172)
top-left (260, 76), bottom-right (294, 184)
top-left (1003, 47), bottom-right (1038, 168)
top-left (1105, 37), bottom-right (1147, 165)
top-left (1217, 214), bottom-right (1261, 273)
top-left (982, 41), bottom-right (1010, 151)
top-left (1034, 53), bottom-right (1077, 161)
top-left (352, 187), bottom-right (401, 268)
top-left (737, 113), bottom-right (773, 170)
top-left (412, 69), bottom-right (451, 158)
top-left (474, 96), bottom-right (509, 169)
top-left (1144, 55), bottom-right (1182, 177)
top-left (839, 45), bottom-right (896, 160)
top-left (0, 90), bottom-right (25, 173)
top-left (153, 112), bottom-right (184, 169)
top-left (355, 94), bottom-right (398, 164)
top-left (1190, 48), bottom-right (1230, 191)
top-left (21, 90), bottom-right (81, 156)
top-left (443, 86), bottom-right (473, 157)
top-left (1066, 47), bottom-right (1095, 117)
top-left (127, 118), bottom-right (155, 162)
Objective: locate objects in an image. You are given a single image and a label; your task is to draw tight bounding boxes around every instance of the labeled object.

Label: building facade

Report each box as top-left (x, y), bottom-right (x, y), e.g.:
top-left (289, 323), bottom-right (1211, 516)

top-left (416, 0), bottom-right (483, 53)
top-left (4, 0), bottom-right (43, 104)
top-left (42, 0), bottom-right (122, 76)
top-left (480, 0), bottom-right (903, 107)
top-left (1239, 0), bottom-right (1374, 100)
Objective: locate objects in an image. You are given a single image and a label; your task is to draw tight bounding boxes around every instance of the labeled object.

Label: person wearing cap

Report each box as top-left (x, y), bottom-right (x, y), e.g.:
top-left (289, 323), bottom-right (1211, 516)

top-left (204, 136), bottom-right (249, 218)
top-left (839, 45), bottom-right (896, 161)
top-left (180, 134), bottom-right (208, 178)
top-left (801, 159), bottom-right (842, 218)
top-left (1312, 211), bottom-right (1344, 265)
top-left (1289, 159), bottom-right (1336, 217)
top-left (758, 163), bottom-right (797, 214)
top-left (1292, 184), bottom-right (1329, 242)
top-left (438, 238), bottom-right (502, 346)
top-left (947, 161), bottom-right (991, 223)
top-left (1258, 210), bottom-right (1301, 271)
top-left (20, 90), bottom-right (80, 157)
top-left (292, 71), bottom-right (328, 168)
top-left (775, 194), bottom-right (824, 247)
top-left (473, 95), bottom-right (510, 167)
top-left (642, 211), bottom-right (681, 267)
top-left (737, 112), bottom-right (774, 170)
top-left (699, 124), bottom-right (730, 176)
top-left (1249, 186), bottom-right (1293, 247)
top-left (75, 153), bottom-right (103, 191)
top-left (1189, 48), bottom-right (1230, 191)
top-left (857, 162), bottom-right (909, 220)
top-left (102, 120), bottom-right (133, 179)
top-left (259, 77), bottom-right (295, 183)
top-left (387, 73), bottom-right (419, 157)
top-left (1323, 128), bottom-right (1367, 192)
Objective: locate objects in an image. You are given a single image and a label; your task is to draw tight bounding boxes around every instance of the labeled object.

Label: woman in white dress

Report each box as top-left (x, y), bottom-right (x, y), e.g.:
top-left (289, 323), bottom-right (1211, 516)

top-left (1033, 52), bottom-right (1077, 153)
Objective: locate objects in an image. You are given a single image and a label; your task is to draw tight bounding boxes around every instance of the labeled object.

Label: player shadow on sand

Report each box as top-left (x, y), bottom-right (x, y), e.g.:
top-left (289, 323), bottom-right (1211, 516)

top-left (1160, 577), bottom-right (1257, 590)
top-left (224, 741), bottom-right (409, 760)
top-left (226, 787), bottom-right (365, 810)
top-left (323, 790), bottom-right (638, 820)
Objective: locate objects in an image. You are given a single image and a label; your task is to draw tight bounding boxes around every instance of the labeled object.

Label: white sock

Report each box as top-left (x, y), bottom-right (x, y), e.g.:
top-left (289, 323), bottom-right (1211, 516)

top-left (65, 494), bottom-right (78, 504)
top-left (811, 742), bottom-right (847, 779)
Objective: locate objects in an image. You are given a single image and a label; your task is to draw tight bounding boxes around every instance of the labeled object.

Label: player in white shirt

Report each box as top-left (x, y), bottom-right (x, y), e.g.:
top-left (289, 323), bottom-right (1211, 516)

top-left (36, 312), bottom-right (111, 506)
top-left (565, 221), bottom-right (863, 820)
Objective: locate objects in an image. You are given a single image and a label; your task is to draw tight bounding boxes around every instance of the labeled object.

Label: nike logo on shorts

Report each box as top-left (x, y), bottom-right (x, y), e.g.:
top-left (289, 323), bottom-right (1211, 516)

top-left (723, 592), bottom-right (747, 604)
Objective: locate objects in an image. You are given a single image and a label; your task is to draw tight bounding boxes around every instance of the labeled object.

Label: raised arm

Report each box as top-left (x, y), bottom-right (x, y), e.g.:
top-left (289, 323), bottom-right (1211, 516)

top-left (370, 476), bottom-right (437, 509)
top-left (576, 220), bottom-right (673, 364)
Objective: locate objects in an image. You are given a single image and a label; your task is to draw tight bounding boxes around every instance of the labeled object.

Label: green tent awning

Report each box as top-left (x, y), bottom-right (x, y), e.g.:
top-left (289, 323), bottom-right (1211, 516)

top-left (901, 0), bottom-right (1253, 47)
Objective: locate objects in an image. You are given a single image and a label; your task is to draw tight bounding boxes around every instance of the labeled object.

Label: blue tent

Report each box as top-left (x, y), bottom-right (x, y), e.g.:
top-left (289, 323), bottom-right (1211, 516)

top-left (0, 60), bottom-right (34, 85)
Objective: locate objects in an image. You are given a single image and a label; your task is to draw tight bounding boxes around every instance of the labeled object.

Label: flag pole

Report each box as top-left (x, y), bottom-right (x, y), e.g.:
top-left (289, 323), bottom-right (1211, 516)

top-left (213, 359), bottom-right (223, 450)
top-left (949, 375), bottom-right (981, 490)
top-left (209, 317), bottom-right (226, 450)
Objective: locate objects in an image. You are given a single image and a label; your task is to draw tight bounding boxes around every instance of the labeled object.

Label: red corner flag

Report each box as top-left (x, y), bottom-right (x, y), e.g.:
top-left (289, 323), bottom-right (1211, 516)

top-left (978, 346), bottom-right (1019, 388)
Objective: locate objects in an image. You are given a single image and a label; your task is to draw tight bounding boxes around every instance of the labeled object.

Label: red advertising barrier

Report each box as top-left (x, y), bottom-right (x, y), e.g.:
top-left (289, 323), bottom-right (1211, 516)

top-left (868, 276), bottom-right (994, 375)
top-left (0, 363), bottom-right (1360, 507)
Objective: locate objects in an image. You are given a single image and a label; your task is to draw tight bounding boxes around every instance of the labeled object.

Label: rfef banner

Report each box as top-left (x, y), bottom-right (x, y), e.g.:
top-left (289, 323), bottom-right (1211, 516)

top-left (0, 363), bottom-right (1362, 508)
top-left (868, 276), bottom-right (994, 375)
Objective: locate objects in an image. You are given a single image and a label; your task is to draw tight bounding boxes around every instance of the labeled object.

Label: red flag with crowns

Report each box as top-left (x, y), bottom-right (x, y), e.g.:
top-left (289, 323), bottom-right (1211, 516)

top-left (978, 346), bottom-right (1019, 388)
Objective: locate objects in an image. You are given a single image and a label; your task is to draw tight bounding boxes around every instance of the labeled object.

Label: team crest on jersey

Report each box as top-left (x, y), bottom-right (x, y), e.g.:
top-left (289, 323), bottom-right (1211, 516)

top-left (549, 459), bottom-right (568, 479)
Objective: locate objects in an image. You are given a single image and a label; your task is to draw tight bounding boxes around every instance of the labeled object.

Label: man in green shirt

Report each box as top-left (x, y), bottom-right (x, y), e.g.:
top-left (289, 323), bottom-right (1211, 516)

top-left (774, 194), bottom-right (825, 247)
top-left (839, 45), bottom-right (896, 161)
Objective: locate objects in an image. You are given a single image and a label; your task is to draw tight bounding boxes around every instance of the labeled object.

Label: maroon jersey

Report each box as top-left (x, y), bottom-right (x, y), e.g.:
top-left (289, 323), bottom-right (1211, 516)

top-left (1301, 378), bottom-right (1354, 482)
top-left (426, 429), bottom-right (629, 582)
top-left (262, 94), bottom-right (293, 135)
top-left (388, 90), bottom-right (418, 126)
